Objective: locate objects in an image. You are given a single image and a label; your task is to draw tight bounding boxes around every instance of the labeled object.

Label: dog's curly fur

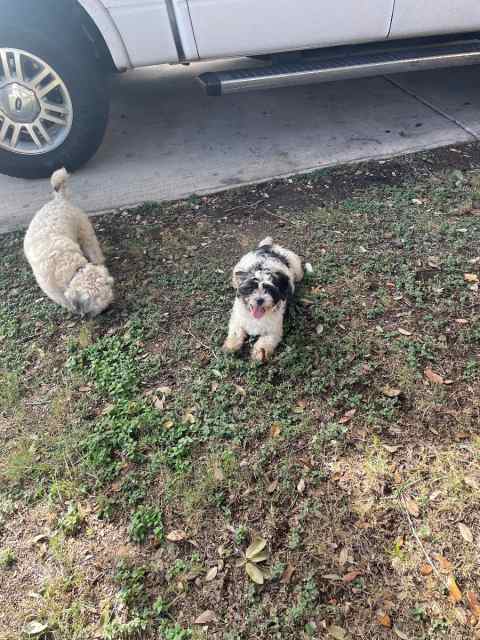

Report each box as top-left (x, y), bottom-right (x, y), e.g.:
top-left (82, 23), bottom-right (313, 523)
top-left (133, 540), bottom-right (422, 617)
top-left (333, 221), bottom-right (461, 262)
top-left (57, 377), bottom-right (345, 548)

top-left (223, 237), bottom-right (303, 362)
top-left (24, 168), bottom-right (114, 317)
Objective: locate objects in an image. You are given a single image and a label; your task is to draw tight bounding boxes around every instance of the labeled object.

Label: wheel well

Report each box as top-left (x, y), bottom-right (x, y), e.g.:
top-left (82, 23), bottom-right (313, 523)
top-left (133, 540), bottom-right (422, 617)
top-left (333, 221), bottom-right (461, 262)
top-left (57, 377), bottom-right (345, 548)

top-left (0, 0), bottom-right (116, 72)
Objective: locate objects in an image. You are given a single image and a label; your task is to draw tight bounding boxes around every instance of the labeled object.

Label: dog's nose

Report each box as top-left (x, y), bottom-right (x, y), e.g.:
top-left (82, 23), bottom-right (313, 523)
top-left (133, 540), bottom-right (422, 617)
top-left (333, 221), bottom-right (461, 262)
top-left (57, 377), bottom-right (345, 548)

top-left (256, 298), bottom-right (265, 306)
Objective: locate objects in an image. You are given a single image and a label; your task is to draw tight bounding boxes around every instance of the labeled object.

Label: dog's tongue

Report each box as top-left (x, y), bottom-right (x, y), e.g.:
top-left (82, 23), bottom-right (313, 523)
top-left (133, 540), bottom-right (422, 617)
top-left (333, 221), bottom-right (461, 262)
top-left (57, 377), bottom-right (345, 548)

top-left (251, 307), bottom-right (265, 320)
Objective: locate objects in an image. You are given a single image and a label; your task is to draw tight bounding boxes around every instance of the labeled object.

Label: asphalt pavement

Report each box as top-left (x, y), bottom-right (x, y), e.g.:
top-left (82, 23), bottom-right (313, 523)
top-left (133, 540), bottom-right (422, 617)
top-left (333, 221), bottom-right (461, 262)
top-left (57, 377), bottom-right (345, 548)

top-left (1, 59), bottom-right (480, 233)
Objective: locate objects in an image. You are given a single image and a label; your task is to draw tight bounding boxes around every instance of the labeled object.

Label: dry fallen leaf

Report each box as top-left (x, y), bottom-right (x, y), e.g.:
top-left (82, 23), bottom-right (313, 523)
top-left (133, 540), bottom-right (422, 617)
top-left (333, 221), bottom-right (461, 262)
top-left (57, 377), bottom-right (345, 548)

top-left (448, 575), bottom-right (463, 603)
top-left (194, 610), bottom-right (218, 625)
top-left (328, 625), bottom-right (346, 640)
top-left (420, 564), bottom-right (433, 576)
top-left (338, 547), bottom-right (348, 566)
top-left (464, 476), bottom-right (480, 490)
top-left (464, 273), bottom-right (479, 283)
top-left (434, 554), bottom-right (453, 573)
top-left (245, 561), bottom-right (264, 584)
top-left (377, 612), bottom-right (392, 628)
top-left (157, 386), bottom-right (172, 396)
top-left (455, 607), bottom-right (468, 626)
top-left (266, 479), bottom-right (278, 494)
top-left (246, 537), bottom-right (267, 560)
top-left (339, 408), bottom-right (356, 424)
top-left (393, 626), bottom-right (409, 640)
top-left (398, 328), bottom-right (413, 336)
top-left (424, 367), bottom-right (444, 384)
top-left (297, 478), bottom-right (306, 494)
top-left (270, 423), bottom-right (282, 438)
top-left (205, 566), bottom-right (218, 582)
top-left (383, 444), bottom-right (401, 453)
top-left (458, 523), bottom-right (473, 543)
top-left (343, 570), bottom-right (362, 583)
top-left (23, 622), bottom-right (49, 636)
top-left (78, 386), bottom-right (90, 392)
top-left (466, 591), bottom-right (480, 619)
top-left (213, 466), bottom-right (224, 481)
top-left (154, 397), bottom-right (165, 411)
top-left (405, 497), bottom-right (420, 518)
top-left (281, 563), bottom-right (295, 584)
top-left (382, 385), bottom-right (401, 398)
top-left (166, 530), bottom-right (187, 542)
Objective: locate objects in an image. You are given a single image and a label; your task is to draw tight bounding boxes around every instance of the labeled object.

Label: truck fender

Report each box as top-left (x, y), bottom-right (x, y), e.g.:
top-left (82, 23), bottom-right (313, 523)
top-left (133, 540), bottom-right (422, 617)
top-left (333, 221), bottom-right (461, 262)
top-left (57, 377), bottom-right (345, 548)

top-left (77, 0), bottom-right (132, 70)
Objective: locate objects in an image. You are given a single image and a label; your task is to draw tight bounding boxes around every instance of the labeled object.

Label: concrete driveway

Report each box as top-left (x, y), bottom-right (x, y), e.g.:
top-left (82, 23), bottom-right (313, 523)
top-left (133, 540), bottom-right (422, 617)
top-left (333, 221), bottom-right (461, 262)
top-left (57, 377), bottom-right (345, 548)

top-left (1, 60), bottom-right (480, 234)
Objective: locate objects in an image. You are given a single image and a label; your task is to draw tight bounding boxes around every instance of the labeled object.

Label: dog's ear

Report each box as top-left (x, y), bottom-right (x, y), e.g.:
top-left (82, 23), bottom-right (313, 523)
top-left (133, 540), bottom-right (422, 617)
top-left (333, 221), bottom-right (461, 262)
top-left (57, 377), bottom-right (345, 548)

top-left (233, 269), bottom-right (248, 289)
top-left (271, 271), bottom-right (293, 301)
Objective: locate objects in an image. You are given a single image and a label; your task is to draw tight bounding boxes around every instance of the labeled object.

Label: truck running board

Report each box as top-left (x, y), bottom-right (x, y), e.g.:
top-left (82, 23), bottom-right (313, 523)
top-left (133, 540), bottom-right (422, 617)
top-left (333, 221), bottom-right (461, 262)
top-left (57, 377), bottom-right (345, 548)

top-left (198, 39), bottom-right (480, 96)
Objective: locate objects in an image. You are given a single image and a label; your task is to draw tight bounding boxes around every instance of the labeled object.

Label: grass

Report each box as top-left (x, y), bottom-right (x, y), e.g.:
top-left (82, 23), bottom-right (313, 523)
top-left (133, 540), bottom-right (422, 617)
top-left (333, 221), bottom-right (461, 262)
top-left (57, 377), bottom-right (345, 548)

top-left (0, 146), bottom-right (480, 639)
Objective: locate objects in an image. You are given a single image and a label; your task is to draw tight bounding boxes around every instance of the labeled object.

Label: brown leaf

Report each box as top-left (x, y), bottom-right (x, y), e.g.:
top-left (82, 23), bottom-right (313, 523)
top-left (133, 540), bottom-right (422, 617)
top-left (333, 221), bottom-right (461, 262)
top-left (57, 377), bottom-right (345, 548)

top-left (328, 625), bottom-right (346, 640)
top-left (297, 477), bottom-right (306, 494)
top-left (281, 563), bottom-right (295, 584)
top-left (154, 397), bottom-right (165, 411)
top-left (267, 479), bottom-right (278, 494)
top-left (464, 273), bottom-right (479, 283)
top-left (458, 523), bottom-right (473, 543)
top-left (434, 554), bottom-right (453, 573)
top-left (455, 318), bottom-right (469, 325)
top-left (343, 570), bottom-right (362, 583)
top-left (205, 566), bottom-right (218, 582)
top-left (448, 575), bottom-right (462, 603)
top-left (454, 607), bottom-right (468, 626)
top-left (382, 385), bottom-right (401, 398)
top-left (245, 561), bottom-right (264, 584)
top-left (166, 530), bottom-right (187, 542)
top-left (464, 476), bottom-right (480, 490)
top-left (339, 409), bottom-right (356, 424)
top-left (393, 627), bottom-right (409, 640)
top-left (78, 386), bottom-right (91, 392)
top-left (230, 382), bottom-right (245, 395)
top-left (269, 423), bottom-right (282, 438)
top-left (398, 328), bottom-right (413, 336)
top-left (194, 610), bottom-right (218, 625)
top-left (405, 497), bottom-right (420, 518)
top-left (424, 367), bottom-right (444, 384)
top-left (466, 591), bottom-right (480, 619)
top-left (383, 444), bottom-right (401, 453)
top-left (338, 547), bottom-right (349, 566)
top-left (420, 564), bottom-right (433, 576)
top-left (213, 466), bottom-right (224, 481)
top-left (377, 612), bottom-right (392, 628)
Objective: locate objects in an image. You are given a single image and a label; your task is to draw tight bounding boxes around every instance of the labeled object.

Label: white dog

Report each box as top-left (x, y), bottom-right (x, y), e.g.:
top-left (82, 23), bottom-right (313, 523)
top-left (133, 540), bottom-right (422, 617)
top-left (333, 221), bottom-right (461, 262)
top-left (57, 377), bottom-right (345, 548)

top-left (24, 168), bottom-right (114, 317)
top-left (223, 237), bottom-right (304, 362)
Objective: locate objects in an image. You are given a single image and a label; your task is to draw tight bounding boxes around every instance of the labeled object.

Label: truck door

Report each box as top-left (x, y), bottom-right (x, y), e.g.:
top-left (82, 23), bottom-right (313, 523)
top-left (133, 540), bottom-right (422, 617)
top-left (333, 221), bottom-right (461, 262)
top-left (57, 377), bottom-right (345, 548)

top-left (390, 1), bottom-right (480, 39)
top-left (186, 0), bottom-right (395, 60)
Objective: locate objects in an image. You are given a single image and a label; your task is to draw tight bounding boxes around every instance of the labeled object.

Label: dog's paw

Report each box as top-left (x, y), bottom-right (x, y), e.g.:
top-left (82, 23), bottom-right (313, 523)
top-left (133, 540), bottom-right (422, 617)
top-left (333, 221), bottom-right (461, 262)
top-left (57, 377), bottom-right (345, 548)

top-left (222, 337), bottom-right (243, 353)
top-left (251, 345), bottom-right (268, 363)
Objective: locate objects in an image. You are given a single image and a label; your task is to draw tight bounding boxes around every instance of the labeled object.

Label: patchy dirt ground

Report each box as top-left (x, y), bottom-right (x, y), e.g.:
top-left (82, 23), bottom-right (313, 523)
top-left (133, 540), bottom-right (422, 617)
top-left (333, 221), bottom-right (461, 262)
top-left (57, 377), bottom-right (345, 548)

top-left (1, 143), bottom-right (480, 640)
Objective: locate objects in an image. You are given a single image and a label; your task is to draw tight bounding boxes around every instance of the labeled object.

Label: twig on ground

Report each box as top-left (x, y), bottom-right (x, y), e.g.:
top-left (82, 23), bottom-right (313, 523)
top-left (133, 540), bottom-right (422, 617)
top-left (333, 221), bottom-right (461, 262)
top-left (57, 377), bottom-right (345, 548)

top-left (400, 495), bottom-right (446, 586)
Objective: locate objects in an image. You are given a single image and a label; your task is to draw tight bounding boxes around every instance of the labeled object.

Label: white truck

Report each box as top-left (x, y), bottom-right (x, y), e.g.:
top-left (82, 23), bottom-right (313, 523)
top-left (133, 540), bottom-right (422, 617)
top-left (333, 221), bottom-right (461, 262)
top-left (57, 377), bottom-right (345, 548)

top-left (2, 0), bottom-right (480, 179)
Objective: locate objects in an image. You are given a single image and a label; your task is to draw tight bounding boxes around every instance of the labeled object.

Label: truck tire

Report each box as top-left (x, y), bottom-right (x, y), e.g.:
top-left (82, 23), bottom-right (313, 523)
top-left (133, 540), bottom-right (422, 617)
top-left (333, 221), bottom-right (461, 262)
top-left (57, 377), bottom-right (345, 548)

top-left (0, 22), bottom-right (110, 179)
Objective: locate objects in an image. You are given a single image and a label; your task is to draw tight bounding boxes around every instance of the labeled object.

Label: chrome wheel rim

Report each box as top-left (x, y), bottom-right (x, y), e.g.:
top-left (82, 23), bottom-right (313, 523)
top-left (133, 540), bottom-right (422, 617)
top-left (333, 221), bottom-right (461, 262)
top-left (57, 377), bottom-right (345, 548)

top-left (0, 48), bottom-right (73, 156)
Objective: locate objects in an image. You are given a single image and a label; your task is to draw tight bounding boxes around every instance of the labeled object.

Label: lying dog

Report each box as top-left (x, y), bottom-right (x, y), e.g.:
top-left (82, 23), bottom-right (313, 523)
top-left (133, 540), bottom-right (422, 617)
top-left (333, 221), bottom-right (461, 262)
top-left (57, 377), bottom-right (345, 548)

top-left (223, 237), bottom-right (303, 361)
top-left (24, 168), bottom-right (114, 317)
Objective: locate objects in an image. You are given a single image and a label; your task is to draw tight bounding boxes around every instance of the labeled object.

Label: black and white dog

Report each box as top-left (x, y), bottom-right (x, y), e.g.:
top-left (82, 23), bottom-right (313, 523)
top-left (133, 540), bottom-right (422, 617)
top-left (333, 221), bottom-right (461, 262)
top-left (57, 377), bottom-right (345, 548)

top-left (223, 237), bottom-right (304, 362)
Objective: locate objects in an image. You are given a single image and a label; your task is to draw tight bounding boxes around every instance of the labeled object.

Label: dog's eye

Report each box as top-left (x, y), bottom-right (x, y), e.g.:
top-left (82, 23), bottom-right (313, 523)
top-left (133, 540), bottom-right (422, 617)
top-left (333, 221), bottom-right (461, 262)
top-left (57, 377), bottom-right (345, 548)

top-left (238, 278), bottom-right (258, 296)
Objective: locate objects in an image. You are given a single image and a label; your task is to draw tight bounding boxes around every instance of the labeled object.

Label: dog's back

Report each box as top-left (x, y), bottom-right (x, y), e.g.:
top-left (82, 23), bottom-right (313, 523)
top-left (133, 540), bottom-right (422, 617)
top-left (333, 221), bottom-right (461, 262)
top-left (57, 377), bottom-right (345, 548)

top-left (24, 169), bottom-right (87, 263)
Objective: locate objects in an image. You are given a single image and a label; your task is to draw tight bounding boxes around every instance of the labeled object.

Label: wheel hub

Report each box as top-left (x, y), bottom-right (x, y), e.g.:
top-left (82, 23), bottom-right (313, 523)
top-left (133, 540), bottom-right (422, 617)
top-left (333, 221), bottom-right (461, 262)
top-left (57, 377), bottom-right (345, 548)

top-left (0, 82), bottom-right (41, 123)
top-left (0, 48), bottom-right (73, 155)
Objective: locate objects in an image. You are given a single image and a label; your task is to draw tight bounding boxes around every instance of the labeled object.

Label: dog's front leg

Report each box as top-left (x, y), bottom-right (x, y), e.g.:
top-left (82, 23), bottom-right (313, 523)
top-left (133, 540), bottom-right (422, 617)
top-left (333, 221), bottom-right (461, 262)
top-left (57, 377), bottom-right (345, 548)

top-left (252, 333), bottom-right (282, 362)
top-left (223, 322), bottom-right (247, 354)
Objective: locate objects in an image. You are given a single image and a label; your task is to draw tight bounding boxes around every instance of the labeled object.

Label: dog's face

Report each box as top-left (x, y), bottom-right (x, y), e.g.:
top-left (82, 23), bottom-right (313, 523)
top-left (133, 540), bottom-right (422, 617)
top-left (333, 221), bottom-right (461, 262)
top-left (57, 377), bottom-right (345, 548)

top-left (235, 268), bottom-right (291, 320)
top-left (65, 265), bottom-right (114, 318)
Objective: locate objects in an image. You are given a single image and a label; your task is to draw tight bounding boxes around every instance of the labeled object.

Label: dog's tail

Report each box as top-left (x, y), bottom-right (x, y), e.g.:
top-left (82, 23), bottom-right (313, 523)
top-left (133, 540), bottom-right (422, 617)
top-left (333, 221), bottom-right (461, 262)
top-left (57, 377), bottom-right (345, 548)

top-left (258, 236), bottom-right (274, 247)
top-left (51, 167), bottom-right (69, 198)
